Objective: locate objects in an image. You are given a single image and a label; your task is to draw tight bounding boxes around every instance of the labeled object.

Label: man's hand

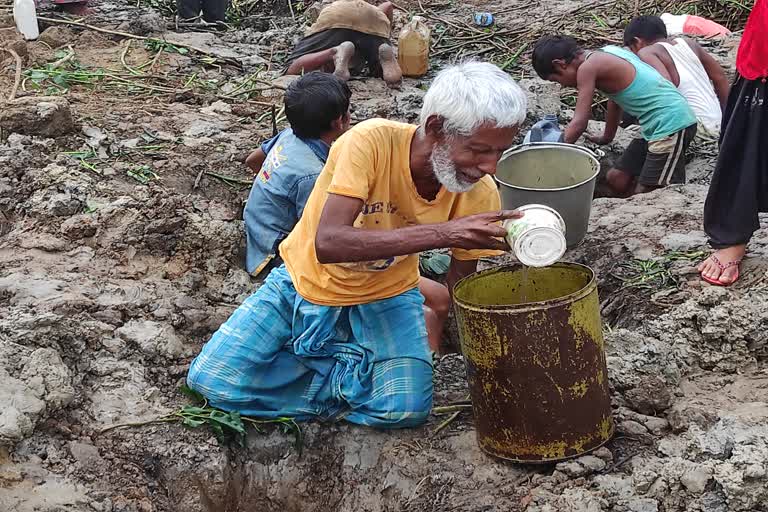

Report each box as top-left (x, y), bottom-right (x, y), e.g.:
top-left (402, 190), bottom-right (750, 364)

top-left (316, 194), bottom-right (522, 264)
top-left (444, 210), bottom-right (523, 251)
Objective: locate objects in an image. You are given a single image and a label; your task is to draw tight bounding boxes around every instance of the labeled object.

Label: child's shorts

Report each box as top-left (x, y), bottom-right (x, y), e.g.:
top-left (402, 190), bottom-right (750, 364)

top-left (616, 124), bottom-right (698, 186)
top-left (285, 29), bottom-right (390, 76)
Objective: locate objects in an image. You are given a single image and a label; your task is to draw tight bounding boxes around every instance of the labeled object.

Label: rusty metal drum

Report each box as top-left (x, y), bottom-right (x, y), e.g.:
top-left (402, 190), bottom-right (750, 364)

top-left (453, 263), bottom-right (614, 463)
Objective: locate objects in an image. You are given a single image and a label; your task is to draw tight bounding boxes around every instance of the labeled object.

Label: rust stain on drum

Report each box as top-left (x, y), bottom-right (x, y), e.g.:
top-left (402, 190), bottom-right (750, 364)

top-left (453, 263), bottom-right (615, 463)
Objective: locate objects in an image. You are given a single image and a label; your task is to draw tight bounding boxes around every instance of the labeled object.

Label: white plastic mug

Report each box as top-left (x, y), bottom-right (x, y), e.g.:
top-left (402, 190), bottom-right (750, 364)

top-left (504, 204), bottom-right (567, 267)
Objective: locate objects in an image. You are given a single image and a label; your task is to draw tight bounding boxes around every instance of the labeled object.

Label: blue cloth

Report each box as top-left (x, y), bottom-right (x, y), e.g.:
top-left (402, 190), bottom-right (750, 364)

top-left (601, 46), bottom-right (697, 141)
top-left (244, 129), bottom-right (330, 274)
top-left (186, 265), bottom-right (434, 428)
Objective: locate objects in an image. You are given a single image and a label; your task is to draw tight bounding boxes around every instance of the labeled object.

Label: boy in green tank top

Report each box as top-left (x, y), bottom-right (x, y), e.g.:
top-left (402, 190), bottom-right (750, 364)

top-left (532, 35), bottom-right (697, 197)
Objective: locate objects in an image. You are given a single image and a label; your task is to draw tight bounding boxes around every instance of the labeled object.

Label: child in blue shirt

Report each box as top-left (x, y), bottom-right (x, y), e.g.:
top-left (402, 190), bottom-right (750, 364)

top-left (244, 72), bottom-right (352, 276)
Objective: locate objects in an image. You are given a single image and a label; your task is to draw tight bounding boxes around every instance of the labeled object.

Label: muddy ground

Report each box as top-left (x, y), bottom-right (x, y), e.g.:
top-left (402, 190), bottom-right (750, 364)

top-left (1, 1), bottom-right (766, 511)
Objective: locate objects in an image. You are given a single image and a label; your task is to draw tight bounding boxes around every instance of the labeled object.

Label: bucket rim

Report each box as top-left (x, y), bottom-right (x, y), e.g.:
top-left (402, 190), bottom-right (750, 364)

top-left (453, 262), bottom-right (596, 313)
top-left (494, 142), bottom-right (600, 193)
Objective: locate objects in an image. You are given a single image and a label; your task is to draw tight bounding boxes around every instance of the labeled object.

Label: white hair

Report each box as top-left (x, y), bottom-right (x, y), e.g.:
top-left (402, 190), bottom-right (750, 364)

top-left (420, 61), bottom-right (528, 136)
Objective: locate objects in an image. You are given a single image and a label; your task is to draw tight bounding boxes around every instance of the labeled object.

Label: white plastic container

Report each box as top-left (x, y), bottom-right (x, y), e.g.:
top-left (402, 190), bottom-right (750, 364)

top-left (14, 0), bottom-right (39, 41)
top-left (503, 204), bottom-right (566, 267)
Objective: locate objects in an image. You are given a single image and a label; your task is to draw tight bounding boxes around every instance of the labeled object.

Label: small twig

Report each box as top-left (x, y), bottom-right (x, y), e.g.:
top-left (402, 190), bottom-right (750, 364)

top-left (271, 104), bottom-right (278, 137)
top-left (50, 45), bottom-right (75, 70)
top-left (432, 404), bottom-right (473, 414)
top-left (432, 410), bottom-right (462, 437)
top-left (193, 167), bottom-right (205, 189)
top-left (1, 46), bottom-right (22, 101)
top-left (204, 171), bottom-right (253, 186)
top-left (100, 415), bottom-right (177, 434)
top-left (120, 40), bottom-right (141, 76)
top-left (500, 42), bottom-right (529, 71)
top-left (287, 0), bottom-right (296, 21)
top-left (147, 46), bottom-right (164, 73)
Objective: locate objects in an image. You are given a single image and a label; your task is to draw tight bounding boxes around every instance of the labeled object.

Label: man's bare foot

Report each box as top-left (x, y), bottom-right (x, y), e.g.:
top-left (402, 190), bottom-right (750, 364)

top-left (333, 41), bottom-right (355, 82)
top-left (378, 44), bottom-right (402, 88)
top-left (697, 244), bottom-right (746, 286)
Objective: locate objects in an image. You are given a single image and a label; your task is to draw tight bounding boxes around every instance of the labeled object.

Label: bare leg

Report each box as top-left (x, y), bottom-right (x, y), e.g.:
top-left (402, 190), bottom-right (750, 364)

top-left (697, 244), bottom-right (746, 285)
top-left (419, 277), bottom-right (450, 353)
top-left (379, 1), bottom-right (395, 22)
top-left (606, 168), bottom-right (635, 198)
top-left (378, 44), bottom-right (402, 88)
top-left (286, 47), bottom-right (337, 75)
top-left (332, 41), bottom-right (356, 81)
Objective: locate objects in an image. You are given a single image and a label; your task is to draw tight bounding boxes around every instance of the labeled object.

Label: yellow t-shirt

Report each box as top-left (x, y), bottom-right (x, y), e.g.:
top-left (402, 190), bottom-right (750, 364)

top-left (280, 119), bottom-right (502, 306)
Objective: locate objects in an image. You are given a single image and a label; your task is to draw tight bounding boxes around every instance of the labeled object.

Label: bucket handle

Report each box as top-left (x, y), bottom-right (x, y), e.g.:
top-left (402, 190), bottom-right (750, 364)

top-left (586, 147), bottom-right (605, 159)
top-left (514, 142), bottom-right (605, 160)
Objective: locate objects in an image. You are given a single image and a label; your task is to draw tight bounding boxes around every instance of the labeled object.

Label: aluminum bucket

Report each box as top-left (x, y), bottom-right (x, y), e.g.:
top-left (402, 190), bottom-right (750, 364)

top-left (495, 143), bottom-right (600, 248)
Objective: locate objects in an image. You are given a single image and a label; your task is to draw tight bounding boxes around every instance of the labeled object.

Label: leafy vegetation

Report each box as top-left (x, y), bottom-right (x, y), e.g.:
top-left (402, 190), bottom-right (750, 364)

top-left (101, 385), bottom-right (304, 455)
top-left (612, 250), bottom-right (706, 291)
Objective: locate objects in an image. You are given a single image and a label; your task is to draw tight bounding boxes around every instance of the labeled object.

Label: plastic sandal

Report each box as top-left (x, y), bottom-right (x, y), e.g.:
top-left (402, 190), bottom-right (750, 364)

top-left (701, 254), bottom-right (741, 287)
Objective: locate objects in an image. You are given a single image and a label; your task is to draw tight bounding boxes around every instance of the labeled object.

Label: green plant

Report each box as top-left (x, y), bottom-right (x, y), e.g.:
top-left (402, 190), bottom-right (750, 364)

top-left (62, 149), bottom-right (102, 175)
top-left (127, 166), bottom-right (160, 184)
top-left (101, 385), bottom-right (304, 454)
top-left (612, 250), bottom-right (706, 290)
top-left (26, 63), bottom-right (106, 93)
top-left (145, 39), bottom-right (190, 55)
top-left (177, 385), bottom-right (303, 453)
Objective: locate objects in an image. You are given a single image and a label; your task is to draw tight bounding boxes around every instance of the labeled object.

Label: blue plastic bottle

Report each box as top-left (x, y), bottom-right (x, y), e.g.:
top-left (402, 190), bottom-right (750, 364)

top-left (524, 114), bottom-right (564, 143)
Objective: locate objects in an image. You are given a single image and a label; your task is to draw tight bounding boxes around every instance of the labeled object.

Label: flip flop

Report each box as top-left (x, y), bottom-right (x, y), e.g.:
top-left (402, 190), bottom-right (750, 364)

top-left (700, 254), bottom-right (741, 287)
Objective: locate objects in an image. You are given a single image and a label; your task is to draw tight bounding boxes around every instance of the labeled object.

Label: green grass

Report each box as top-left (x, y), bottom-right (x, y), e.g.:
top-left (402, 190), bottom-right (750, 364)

top-left (612, 250), bottom-right (706, 291)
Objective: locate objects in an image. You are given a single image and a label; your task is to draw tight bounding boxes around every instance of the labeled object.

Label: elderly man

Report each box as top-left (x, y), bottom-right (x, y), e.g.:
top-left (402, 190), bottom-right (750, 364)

top-left (187, 62), bottom-right (527, 428)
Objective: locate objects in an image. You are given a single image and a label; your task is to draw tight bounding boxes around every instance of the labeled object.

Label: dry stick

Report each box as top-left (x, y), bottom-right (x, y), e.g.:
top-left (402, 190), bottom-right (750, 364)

top-left (271, 104), bottom-right (278, 137)
top-left (50, 45), bottom-right (75, 70)
top-left (37, 16), bottom-right (226, 61)
top-left (432, 404), bottom-right (473, 414)
top-left (147, 46), bottom-right (164, 73)
top-left (120, 40), bottom-right (142, 76)
top-left (1, 46), bottom-right (22, 101)
top-left (413, 0), bottom-right (485, 36)
top-left (287, 0), bottom-right (296, 21)
top-left (100, 416), bottom-right (177, 434)
top-left (432, 410), bottom-right (462, 437)
top-left (193, 167), bottom-right (206, 189)
top-left (204, 171), bottom-right (253, 186)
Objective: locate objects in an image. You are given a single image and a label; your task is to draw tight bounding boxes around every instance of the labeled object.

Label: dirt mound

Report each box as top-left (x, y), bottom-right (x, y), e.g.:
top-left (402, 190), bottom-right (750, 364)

top-left (1, 1), bottom-right (766, 511)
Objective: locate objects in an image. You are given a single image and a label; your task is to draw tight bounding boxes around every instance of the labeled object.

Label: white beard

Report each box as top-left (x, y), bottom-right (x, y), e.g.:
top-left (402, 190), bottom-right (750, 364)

top-left (429, 143), bottom-right (476, 193)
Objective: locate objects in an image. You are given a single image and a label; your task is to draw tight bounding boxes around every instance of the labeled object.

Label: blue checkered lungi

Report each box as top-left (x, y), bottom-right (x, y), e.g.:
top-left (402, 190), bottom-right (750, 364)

top-left (187, 265), bottom-right (433, 428)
